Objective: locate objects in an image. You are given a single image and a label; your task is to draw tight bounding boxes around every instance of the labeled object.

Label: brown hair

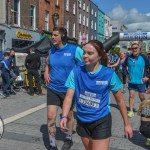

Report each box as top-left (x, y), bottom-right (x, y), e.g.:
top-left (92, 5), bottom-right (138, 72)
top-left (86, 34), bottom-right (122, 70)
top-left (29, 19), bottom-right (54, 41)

top-left (53, 27), bottom-right (67, 43)
top-left (86, 40), bottom-right (108, 66)
top-left (138, 99), bottom-right (150, 116)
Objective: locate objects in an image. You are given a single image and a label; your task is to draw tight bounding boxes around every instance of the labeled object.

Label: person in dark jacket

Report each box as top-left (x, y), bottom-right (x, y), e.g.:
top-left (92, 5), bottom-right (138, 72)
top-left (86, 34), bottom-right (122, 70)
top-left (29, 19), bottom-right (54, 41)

top-left (0, 52), bottom-right (11, 97)
top-left (25, 47), bottom-right (44, 96)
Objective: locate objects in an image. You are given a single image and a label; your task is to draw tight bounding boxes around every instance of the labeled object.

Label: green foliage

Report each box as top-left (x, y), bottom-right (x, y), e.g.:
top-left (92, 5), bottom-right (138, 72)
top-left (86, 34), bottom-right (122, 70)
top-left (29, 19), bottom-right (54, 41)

top-left (110, 47), bottom-right (120, 55)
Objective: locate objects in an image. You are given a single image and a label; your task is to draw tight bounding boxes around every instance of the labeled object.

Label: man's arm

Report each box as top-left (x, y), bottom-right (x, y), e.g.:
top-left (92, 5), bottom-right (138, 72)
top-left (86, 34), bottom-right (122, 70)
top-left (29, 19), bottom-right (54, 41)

top-left (44, 56), bottom-right (50, 84)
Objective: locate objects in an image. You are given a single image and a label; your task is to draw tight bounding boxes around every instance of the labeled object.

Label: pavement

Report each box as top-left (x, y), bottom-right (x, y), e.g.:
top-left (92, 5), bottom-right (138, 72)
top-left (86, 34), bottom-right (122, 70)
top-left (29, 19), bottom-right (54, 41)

top-left (0, 87), bottom-right (149, 150)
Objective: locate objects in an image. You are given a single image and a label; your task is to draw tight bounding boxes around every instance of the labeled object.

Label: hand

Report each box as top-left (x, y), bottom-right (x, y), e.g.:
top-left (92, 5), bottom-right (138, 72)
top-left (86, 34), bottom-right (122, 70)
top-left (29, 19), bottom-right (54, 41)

top-left (126, 75), bottom-right (130, 81)
top-left (124, 124), bottom-right (133, 139)
top-left (60, 118), bottom-right (68, 132)
top-left (142, 77), bottom-right (149, 82)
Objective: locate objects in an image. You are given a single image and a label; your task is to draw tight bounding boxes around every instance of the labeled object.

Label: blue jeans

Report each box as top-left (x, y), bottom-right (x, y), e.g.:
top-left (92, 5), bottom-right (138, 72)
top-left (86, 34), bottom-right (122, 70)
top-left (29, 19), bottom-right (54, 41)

top-left (1, 72), bottom-right (10, 95)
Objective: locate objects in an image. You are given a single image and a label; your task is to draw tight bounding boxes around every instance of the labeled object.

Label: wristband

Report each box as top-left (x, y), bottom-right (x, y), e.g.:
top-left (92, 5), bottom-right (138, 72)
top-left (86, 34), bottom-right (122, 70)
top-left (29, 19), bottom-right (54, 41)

top-left (61, 116), bottom-right (67, 120)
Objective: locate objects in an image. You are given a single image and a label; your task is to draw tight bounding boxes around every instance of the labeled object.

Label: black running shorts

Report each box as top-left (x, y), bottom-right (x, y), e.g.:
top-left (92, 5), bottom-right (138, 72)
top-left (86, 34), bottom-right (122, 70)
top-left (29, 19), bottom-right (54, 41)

top-left (76, 113), bottom-right (112, 139)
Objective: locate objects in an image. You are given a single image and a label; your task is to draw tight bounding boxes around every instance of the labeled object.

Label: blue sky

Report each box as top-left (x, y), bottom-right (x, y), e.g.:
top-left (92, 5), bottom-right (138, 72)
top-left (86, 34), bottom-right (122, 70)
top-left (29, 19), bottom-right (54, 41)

top-left (92, 0), bottom-right (150, 32)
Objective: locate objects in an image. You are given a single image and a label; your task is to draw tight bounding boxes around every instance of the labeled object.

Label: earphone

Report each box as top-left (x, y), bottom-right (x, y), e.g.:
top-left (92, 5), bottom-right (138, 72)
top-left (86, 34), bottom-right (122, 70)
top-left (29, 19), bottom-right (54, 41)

top-left (61, 28), bottom-right (67, 42)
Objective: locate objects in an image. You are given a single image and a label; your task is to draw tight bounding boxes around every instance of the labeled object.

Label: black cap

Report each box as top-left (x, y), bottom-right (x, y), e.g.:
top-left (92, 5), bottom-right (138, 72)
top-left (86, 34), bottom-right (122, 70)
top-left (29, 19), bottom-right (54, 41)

top-left (3, 52), bottom-right (10, 57)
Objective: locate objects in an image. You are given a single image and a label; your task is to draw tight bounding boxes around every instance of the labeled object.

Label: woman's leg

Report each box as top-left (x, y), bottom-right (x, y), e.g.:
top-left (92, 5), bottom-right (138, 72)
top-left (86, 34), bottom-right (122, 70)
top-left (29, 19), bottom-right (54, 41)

top-left (92, 138), bottom-right (110, 150)
top-left (81, 137), bottom-right (92, 150)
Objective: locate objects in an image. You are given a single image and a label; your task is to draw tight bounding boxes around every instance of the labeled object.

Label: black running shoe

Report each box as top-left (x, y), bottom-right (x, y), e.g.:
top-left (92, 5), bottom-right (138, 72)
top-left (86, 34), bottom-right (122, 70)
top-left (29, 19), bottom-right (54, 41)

top-left (48, 145), bottom-right (58, 150)
top-left (61, 139), bottom-right (73, 150)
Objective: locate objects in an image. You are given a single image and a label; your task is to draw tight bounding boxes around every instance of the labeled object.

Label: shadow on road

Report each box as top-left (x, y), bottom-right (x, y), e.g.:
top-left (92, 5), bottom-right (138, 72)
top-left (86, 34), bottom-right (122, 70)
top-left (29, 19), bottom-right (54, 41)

top-left (130, 130), bottom-right (149, 150)
top-left (110, 103), bottom-right (137, 112)
top-left (40, 124), bottom-right (66, 150)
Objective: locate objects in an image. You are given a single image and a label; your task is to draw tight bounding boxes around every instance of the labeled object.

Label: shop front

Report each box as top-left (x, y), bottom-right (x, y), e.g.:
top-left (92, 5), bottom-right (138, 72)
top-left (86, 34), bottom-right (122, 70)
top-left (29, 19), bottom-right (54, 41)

top-left (0, 24), bottom-right (40, 51)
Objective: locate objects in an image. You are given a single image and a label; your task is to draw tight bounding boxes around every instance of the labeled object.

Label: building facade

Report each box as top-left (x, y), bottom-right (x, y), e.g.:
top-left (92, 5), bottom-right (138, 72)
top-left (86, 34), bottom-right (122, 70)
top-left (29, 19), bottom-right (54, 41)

top-left (104, 15), bottom-right (112, 40)
top-left (89, 1), bottom-right (98, 41)
top-left (77, 0), bottom-right (90, 45)
top-left (64, 0), bottom-right (77, 39)
top-left (0, 0), bottom-right (40, 50)
top-left (97, 9), bottom-right (105, 43)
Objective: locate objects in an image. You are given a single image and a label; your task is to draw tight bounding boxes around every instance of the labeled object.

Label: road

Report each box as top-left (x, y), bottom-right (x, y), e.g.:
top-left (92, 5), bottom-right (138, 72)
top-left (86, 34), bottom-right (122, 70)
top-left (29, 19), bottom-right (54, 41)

top-left (0, 87), bottom-right (149, 150)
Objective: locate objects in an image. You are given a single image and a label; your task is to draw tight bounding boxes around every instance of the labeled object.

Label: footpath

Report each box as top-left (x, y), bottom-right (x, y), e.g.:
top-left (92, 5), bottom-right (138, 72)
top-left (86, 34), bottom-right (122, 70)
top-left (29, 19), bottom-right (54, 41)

top-left (0, 88), bottom-right (149, 150)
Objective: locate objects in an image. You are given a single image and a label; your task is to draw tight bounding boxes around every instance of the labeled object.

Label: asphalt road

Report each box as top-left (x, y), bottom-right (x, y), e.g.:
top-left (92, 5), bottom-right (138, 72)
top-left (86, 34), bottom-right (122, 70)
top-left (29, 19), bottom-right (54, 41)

top-left (0, 88), bottom-right (149, 150)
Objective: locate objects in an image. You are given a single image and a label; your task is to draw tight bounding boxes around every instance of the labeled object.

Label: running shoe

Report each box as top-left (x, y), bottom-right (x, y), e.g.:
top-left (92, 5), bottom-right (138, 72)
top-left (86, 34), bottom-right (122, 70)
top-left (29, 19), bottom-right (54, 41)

top-left (48, 145), bottom-right (58, 150)
top-left (128, 111), bottom-right (134, 118)
top-left (61, 138), bottom-right (73, 150)
top-left (146, 138), bottom-right (150, 147)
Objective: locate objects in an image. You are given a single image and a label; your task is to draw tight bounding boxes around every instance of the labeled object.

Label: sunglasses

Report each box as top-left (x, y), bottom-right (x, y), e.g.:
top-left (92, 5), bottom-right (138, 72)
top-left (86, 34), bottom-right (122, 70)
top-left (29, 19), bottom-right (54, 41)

top-left (132, 47), bottom-right (139, 50)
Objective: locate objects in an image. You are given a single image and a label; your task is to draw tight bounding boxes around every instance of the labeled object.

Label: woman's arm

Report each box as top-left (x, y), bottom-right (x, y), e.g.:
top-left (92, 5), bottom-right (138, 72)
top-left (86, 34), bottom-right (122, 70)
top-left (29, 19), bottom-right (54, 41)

top-left (113, 90), bottom-right (133, 139)
top-left (109, 57), bottom-right (120, 68)
top-left (60, 88), bottom-right (75, 129)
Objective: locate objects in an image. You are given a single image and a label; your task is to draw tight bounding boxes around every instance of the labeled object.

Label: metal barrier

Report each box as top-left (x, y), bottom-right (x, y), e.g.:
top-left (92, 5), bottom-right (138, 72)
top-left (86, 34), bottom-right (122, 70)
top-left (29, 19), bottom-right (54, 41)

top-left (14, 71), bottom-right (26, 92)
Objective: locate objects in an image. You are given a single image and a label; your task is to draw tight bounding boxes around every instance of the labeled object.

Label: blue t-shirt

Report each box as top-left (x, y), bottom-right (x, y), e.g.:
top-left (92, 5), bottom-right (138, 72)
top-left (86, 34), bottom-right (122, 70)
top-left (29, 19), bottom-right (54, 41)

top-left (123, 54), bottom-right (150, 84)
top-left (65, 65), bottom-right (123, 122)
top-left (48, 43), bottom-right (83, 92)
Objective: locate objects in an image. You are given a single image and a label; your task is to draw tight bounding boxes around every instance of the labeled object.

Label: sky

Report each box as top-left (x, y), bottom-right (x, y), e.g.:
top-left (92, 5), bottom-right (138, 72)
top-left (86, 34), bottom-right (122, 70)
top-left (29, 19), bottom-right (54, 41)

top-left (92, 0), bottom-right (150, 32)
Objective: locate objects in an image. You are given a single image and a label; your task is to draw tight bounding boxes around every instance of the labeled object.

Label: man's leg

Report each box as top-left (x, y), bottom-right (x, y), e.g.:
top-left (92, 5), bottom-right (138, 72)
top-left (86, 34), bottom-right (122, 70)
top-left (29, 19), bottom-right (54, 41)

top-left (138, 92), bottom-right (145, 102)
top-left (138, 83), bottom-right (146, 102)
top-left (33, 70), bottom-right (43, 94)
top-left (47, 105), bottom-right (58, 149)
top-left (128, 90), bottom-right (135, 117)
top-left (27, 70), bottom-right (34, 95)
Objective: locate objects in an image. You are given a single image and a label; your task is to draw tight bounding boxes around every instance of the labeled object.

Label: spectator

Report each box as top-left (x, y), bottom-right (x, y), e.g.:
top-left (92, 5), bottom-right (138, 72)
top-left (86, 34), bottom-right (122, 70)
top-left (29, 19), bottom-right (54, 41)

top-left (25, 47), bottom-right (44, 96)
top-left (9, 48), bottom-right (19, 91)
top-left (0, 52), bottom-right (11, 97)
top-left (123, 43), bottom-right (150, 118)
top-left (60, 40), bottom-right (132, 150)
top-left (44, 27), bottom-right (83, 150)
top-left (109, 52), bottom-right (127, 94)
top-left (138, 99), bottom-right (150, 148)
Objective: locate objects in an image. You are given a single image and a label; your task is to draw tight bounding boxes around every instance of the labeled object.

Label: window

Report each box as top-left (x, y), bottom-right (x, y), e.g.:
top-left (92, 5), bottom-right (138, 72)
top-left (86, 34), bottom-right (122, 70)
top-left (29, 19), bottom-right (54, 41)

top-left (83, 2), bottom-right (85, 10)
top-left (73, 2), bottom-right (76, 14)
top-left (95, 12), bottom-right (97, 17)
top-left (72, 23), bottom-right (75, 37)
top-left (94, 22), bottom-right (96, 30)
top-left (45, 11), bottom-right (49, 31)
top-left (86, 17), bottom-right (88, 27)
top-left (86, 5), bottom-right (89, 12)
top-left (79, 13), bottom-right (81, 24)
top-left (91, 20), bottom-right (93, 29)
top-left (78, 0), bottom-right (81, 8)
top-left (66, 20), bottom-right (69, 35)
top-left (91, 9), bottom-right (93, 15)
top-left (66, 0), bottom-right (69, 11)
top-left (86, 33), bottom-right (88, 41)
top-left (83, 15), bottom-right (85, 25)
top-left (30, 5), bottom-right (36, 29)
top-left (79, 31), bottom-right (81, 44)
top-left (56, 0), bottom-right (59, 6)
top-left (13, 0), bottom-right (20, 25)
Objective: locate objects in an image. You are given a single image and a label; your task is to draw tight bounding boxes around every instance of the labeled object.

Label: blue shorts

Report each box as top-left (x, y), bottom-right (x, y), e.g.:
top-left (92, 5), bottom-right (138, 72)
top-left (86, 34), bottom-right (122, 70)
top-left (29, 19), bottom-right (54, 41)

top-left (128, 83), bottom-right (146, 92)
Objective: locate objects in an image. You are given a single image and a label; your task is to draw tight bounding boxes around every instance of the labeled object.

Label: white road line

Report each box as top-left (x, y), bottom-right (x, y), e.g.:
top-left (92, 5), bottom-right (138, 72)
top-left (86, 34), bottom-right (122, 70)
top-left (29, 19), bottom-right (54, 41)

top-left (3, 103), bottom-right (46, 125)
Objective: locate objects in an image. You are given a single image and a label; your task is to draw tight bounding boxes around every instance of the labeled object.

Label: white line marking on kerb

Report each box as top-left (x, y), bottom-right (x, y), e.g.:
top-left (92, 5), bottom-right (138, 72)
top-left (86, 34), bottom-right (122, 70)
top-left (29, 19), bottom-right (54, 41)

top-left (3, 103), bottom-right (46, 125)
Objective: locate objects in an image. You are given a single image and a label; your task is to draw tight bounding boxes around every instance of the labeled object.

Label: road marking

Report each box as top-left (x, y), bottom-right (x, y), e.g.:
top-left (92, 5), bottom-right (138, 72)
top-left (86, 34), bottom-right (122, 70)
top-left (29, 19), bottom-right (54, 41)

top-left (3, 103), bottom-right (46, 125)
